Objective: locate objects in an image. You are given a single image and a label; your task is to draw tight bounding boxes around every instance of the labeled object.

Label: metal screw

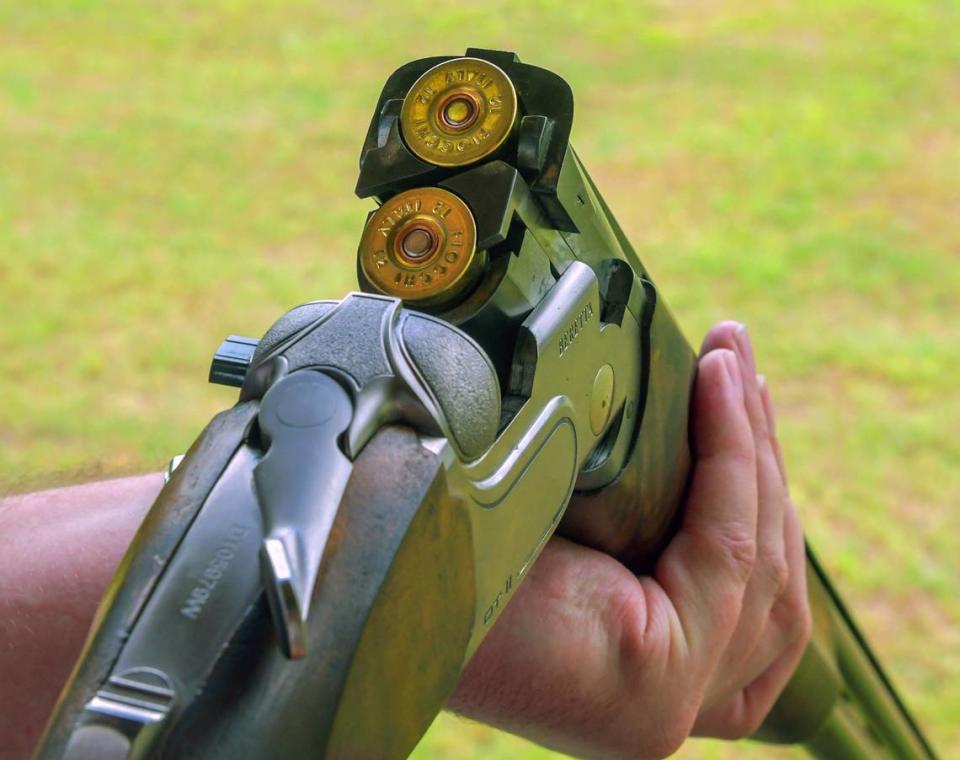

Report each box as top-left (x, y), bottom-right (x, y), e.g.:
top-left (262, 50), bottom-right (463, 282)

top-left (590, 364), bottom-right (615, 435)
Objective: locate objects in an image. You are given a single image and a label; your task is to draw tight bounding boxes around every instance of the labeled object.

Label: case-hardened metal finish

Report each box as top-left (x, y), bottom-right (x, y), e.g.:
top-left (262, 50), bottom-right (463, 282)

top-left (38, 49), bottom-right (935, 760)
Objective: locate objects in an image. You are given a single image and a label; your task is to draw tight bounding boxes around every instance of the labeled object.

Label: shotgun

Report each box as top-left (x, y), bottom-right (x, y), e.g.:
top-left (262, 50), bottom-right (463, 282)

top-left (37, 49), bottom-right (935, 759)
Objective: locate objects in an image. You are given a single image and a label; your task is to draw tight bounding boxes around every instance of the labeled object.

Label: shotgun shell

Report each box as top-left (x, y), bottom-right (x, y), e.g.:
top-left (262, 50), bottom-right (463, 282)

top-left (358, 187), bottom-right (481, 307)
top-left (399, 57), bottom-right (518, 168)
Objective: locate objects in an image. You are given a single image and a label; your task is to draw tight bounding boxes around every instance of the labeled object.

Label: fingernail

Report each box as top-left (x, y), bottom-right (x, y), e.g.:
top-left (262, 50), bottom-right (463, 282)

top-left (722, 350), bottom-right (742, 394)
top-left (733, 323), bottom-right (756, 377)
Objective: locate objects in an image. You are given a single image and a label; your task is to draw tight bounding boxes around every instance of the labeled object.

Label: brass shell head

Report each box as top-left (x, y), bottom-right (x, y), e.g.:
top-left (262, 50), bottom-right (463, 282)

top-left (399, 57), bottom-right (518, 168)
top-left (358, 187), bottom-right (481, 307)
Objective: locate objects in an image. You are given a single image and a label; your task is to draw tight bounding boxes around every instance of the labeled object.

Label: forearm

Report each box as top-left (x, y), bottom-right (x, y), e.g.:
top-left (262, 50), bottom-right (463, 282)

top-left (0, 474), bottom-right (162, 759)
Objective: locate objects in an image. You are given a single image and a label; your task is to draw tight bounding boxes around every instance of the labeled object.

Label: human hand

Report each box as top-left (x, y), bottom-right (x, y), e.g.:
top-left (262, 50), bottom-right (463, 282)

top-left (447, 321), bottom-right (812, 759)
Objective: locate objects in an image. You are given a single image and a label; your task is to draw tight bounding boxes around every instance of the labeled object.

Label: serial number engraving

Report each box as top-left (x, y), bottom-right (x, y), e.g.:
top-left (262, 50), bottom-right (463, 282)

top-left (180, 524), bottom-right (250, 621)
top-left (558, 302), bottom-right (594, 357)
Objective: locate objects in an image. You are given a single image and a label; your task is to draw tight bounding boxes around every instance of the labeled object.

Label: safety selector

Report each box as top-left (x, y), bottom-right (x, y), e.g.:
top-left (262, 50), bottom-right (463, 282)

top-left (209, 335), bottom-right (259, 388)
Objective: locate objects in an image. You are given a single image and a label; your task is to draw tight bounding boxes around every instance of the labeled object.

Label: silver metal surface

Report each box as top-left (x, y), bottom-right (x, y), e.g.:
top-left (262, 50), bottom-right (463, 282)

top-left (424, 261), bottom-right (643, 653)
top-left (262, 537), bottom-right (307, 659)
top-left (162, 455), bottom-right (184, 485)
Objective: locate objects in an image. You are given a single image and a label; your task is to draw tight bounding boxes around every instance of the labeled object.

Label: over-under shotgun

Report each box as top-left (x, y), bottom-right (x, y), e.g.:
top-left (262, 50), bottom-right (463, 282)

top-left (38, 49), bottom-right (934, 760)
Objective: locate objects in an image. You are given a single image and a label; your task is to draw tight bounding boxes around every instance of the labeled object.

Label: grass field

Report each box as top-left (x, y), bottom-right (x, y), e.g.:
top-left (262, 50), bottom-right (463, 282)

top-left (2, 1), bottom-right (958, 756)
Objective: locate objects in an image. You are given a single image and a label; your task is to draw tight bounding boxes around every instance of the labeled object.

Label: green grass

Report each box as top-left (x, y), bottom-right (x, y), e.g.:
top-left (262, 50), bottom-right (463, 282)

top-left (2, 1), bottom-right (958, 756)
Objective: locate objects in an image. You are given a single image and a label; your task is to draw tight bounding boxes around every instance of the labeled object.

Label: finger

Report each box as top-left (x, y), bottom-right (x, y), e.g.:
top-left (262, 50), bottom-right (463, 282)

top-left (655, 348), bottom-right (757, 664)
top-left (701, 323), bottom-right (787, 590)
top-left (755, 499), bottom-right (811, 674)
top-left (691, 575), bottom-right (810, 741)
top-left (698, 320), bottom-right (744, 361)
top-left (712, 496), bottom-right (810, 703)
top-left (779, 500), bottom-right (809, 630)
top-left (701, 325), bottom-right (789, 647)
top-left (694, 499), bottom-right (809, 739)
top-left (759, 374), bottom-right (788, 486)
top-left (692, 630), bottom-right (809, 739)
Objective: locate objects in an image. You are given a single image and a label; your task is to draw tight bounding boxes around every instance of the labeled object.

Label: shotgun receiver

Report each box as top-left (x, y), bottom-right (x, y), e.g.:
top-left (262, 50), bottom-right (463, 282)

top-left (38, 49), bottom-right (934, 759)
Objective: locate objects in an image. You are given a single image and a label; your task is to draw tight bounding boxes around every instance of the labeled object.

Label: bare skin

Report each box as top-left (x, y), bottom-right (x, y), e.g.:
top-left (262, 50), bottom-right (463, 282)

top-left (0, 322), bottom-right (810, 759)
top-left (0, 472), bottom-right (162, 758)
top-left (449, 321), bottom-right (811, 757)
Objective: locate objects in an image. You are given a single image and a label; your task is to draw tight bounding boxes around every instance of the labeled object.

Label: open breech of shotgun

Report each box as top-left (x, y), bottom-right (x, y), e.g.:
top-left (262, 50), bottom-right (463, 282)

top-left (38, 49), bottom-right (935, 760)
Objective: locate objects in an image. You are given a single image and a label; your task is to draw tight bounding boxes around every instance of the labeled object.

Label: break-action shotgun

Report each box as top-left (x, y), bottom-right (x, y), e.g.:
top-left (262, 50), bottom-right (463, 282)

top-left (37, 49), bottom-right (935, 760)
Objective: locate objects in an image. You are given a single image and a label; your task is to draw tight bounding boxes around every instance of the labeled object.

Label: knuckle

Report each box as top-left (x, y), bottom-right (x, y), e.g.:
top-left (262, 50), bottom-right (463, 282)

top-left (773, 578), bottom-right (812, 645)
top-left (726, 438), bottom-right (757, 471)
top-left (680, 524), bottom-right (758, 589)
top-left (764, 553), bottom-right (790, 598)
top-left (714, 528), bottom-right (758, 584)
top-left (607, 587), bottom-right (655, 678)
top-left (696, 435), bottom-right (755, 477)
top-left (752, 414), bottom-right (773, 448)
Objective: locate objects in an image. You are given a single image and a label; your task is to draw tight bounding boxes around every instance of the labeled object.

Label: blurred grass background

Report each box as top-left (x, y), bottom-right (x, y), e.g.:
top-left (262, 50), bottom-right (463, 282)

top-left (2, 0), bottom-right (958, 756)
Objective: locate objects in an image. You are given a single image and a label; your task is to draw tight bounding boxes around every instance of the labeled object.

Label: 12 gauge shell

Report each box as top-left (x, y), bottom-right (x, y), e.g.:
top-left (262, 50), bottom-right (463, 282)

top-left (358, 187), bottom-right (482, 308)
top-left (399, 57), bottom-right (518, 168)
